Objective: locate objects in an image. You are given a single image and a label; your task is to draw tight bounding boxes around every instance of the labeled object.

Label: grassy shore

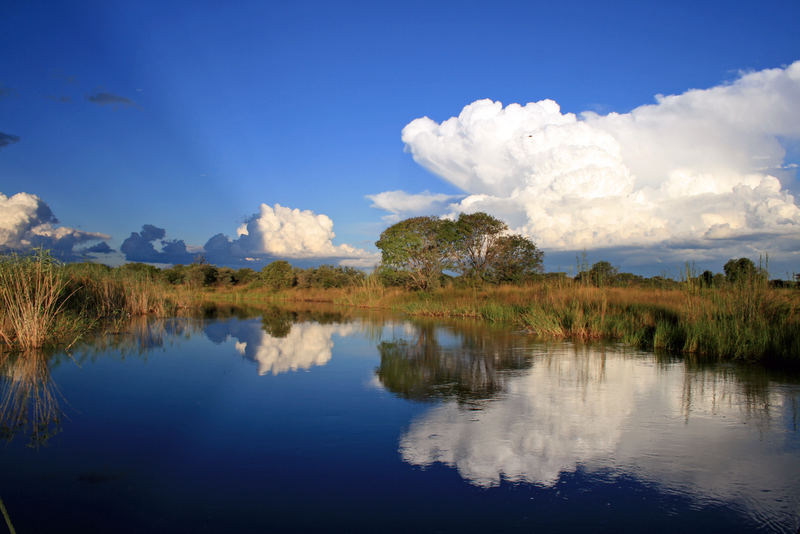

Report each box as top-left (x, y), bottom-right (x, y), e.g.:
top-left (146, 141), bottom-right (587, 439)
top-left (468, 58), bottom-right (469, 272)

top-left (1, 253), bottom-right (798, 363)
top-left (188, 278), bottom-right (800, 363)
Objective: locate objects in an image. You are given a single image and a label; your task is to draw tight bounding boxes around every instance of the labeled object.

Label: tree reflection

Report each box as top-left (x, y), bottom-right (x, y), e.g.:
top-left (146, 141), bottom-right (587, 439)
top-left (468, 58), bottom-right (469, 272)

top-left (376, 322), bottom-right (534, 403)
top-left (398, 343), bottom-right (800, 529)
top-left (0, 351), bottom-right (62, 447)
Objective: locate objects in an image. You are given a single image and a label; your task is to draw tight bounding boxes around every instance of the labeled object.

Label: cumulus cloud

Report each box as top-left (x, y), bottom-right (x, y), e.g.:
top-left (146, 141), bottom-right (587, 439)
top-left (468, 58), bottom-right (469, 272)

top-left (86, 92), bottom-right (136, 108)
top-left (120, 224), bottom-right (195, 264)
top-left (392, 62), bottom-right (800, 267)
top-left (203, 203), bottom-right (378, 266)
top-left (0, 192), bottom-right (110, 259)
top-left (0, 132), bottom-right (20, 149)
top-left (366, 190), bottom-right (463, 222)
top-left (400, 346), bottom-right (800, 528)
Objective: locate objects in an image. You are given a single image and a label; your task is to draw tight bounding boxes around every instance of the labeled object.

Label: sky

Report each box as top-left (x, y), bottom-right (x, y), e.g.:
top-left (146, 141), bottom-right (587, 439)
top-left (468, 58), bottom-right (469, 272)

top-left (1, 0), bottom-right (799, 276)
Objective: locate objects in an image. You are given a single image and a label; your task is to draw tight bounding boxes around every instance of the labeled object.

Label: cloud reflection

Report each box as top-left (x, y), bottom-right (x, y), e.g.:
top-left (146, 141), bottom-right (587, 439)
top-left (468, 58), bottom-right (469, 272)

top-left (207, 317), bottom-right (356, 376)
top-left (399, 345), bottom-right (800, 528)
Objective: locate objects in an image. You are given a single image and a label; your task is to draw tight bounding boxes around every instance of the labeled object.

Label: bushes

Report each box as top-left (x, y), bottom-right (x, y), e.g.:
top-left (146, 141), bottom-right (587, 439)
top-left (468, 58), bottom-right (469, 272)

top-left (295, 264), bottom-right (364, 289)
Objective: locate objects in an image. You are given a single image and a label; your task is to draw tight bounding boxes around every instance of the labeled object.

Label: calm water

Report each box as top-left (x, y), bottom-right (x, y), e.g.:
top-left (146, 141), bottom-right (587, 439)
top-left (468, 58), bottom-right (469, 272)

top-left (1, 307), bottom-right (799, 533)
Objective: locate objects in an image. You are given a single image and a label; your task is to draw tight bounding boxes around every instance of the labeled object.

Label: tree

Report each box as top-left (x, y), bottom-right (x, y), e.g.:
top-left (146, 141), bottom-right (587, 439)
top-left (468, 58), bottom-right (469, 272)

top-left (723, 257), bottom-right (757, 284)
top-left (576, 261), bottom-right (618, 286)
top-left (261, 260), bottom-right (295, 290)
top-left (453, 212), bottom-right (508, 281)
top-left (375, 216), bottom-right (458, 289)
top-left (489, 234), bottom-right (543, 283)
top-left (377, 212), bottom-right (545, 288)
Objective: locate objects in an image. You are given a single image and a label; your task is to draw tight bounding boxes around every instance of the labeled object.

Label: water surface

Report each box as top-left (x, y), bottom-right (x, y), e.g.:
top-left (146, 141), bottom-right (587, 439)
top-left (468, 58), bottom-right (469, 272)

top-left (1, 307), bottom-right (798, 533)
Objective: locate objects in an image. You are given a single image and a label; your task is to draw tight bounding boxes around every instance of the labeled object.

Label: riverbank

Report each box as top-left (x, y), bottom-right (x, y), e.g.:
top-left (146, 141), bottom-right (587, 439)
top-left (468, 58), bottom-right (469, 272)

top-left (1, 254), bottom-right (798, 363)
top-left (190, 281), bottom-right (800, 363)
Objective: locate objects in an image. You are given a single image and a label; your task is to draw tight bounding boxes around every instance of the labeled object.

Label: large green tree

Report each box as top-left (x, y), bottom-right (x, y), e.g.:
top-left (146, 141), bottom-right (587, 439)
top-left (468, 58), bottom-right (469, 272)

top-left (489, 234), bottom-right (544, 283)
top-left (375, 216), bottom-right (457, 289)
top-left (376, 212), bottom-right (544, 288)
top-left (453, 212), bottom-right (508, 281)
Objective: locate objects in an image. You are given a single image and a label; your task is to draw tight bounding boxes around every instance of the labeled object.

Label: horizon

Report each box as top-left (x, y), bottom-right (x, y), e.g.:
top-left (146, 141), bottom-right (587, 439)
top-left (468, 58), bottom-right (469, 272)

top-left (1, 1), bottom-right (799, 277)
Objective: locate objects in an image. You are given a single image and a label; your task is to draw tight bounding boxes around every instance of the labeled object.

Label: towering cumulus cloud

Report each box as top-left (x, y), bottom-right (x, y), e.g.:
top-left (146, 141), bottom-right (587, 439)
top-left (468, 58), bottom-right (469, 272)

top-left (204, 203), bottom-right (377, 266)
top-left (396, 62), bottom-right (800, 263)
top-left (0, 192), bottom-right (111, 259)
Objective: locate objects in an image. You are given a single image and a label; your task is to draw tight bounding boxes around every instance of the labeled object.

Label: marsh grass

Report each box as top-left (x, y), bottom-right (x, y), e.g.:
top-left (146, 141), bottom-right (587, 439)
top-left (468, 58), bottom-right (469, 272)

top-left (0, 252), bottom-right (187, 351)
top-left (133, 270), bottom-right (800, 362)
top-left (2, 251), bottom-right (797, 362)
top-left (311, 277), bottom-right (798, 362)
top-left (0, 252), bottom-right (79, 350)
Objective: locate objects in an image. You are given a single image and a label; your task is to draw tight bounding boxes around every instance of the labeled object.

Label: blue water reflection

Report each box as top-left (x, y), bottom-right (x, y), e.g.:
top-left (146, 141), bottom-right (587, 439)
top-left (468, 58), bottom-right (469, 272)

top-left (0, 309), bottom-right (798, 533)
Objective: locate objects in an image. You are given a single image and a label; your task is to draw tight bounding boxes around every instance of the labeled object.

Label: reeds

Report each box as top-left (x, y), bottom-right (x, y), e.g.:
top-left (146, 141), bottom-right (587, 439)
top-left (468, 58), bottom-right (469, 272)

top-left (0, 252), bottom-right (184, 351)
top-left (319, 278), bottom-right (799, 362)
top-left (2, 251), bottom-right (797, 363)
top-left (0, 252), bottom-right (76, 350)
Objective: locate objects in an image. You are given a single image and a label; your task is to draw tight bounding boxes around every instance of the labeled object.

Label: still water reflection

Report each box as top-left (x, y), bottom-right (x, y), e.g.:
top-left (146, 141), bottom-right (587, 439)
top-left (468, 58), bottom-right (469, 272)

top-left (0, 307), bottom-right (798, 533)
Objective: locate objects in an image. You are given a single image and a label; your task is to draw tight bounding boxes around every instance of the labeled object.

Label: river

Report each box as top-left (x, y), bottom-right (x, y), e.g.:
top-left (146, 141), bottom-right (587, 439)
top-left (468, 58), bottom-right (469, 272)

top-left (1, 306), bottom-right (798, 533)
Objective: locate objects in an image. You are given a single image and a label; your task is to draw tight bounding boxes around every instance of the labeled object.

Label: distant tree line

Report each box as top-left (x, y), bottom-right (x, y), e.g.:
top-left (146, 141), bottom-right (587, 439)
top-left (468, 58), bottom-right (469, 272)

top-left (55, 217), bottom-right (797, 291)
top-left (65, 259), bottom-right (366, 290)
top-left (571, 256), bottom-right (796, 289)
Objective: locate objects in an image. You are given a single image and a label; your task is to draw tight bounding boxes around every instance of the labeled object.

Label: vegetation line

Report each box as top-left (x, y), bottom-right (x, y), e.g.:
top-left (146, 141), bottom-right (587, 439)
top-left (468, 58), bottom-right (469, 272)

top-left (1, 211), bottom-right (798, 365)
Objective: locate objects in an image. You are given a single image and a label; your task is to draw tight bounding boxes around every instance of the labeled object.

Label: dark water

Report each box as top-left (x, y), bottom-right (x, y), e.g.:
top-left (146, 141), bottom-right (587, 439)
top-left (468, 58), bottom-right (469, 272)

top-left (1, 307), bottom-right (799, 533)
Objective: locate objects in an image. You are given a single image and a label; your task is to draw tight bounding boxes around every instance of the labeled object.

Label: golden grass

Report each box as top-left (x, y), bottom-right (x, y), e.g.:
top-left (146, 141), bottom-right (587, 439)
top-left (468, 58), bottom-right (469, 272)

top-left (0, 253), bottom-right (76, 350)
top-left (195, 279), bottom-right (799, 362)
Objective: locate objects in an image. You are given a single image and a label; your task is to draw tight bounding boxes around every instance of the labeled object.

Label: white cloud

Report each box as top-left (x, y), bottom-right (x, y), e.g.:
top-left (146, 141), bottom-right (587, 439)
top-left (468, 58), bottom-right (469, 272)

top-left (399, 345), bottom-right (800, 528)
top-left (246, 203), bottom-right (356, 258)
top-left (204, 203), bottom-right (379, 266)
top-left (392, 62), bottom-right (800, 263)
top-left (0, 191), bottom-right (110, 257)
top-left (366, 190), bottom-right (463, 222)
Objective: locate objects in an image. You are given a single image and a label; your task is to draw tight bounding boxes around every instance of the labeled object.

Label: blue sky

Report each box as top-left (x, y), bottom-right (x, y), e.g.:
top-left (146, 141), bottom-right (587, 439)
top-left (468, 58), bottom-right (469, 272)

top-left (1, 0), bottom-right (799, 275)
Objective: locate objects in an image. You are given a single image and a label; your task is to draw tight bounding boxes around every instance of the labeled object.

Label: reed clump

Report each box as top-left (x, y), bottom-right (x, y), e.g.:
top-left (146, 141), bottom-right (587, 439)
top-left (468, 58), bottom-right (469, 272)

top-left (0, 252), bottom-right (183, 351)
top-left (0, 252), bottom-right (77, 350)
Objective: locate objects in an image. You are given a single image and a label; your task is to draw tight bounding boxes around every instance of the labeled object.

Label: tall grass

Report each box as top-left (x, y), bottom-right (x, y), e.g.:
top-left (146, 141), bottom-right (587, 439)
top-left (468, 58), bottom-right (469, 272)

top-left (308, 277), bottom-right (798, 363)
top-left (0, 252), bottom-right (77, 350)
top-left (0, 252), bottom-right (184, 351)
top-left (2, 251), bottom-right (797, 363)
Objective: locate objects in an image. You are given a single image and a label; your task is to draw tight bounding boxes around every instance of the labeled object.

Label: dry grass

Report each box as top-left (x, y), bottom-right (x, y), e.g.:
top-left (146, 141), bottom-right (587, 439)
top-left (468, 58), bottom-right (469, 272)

top-left (0, 253), bottom-right (77, 350)
top-left (195, 279), bottom-right (799, 362)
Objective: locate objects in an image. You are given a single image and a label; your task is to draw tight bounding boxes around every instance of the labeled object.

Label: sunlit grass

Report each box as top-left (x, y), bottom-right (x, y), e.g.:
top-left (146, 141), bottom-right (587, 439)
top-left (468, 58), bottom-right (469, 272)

top-left (1, 251), bottom-right (797, 363)
top-left (0, 252), bottom-right (77, 350)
